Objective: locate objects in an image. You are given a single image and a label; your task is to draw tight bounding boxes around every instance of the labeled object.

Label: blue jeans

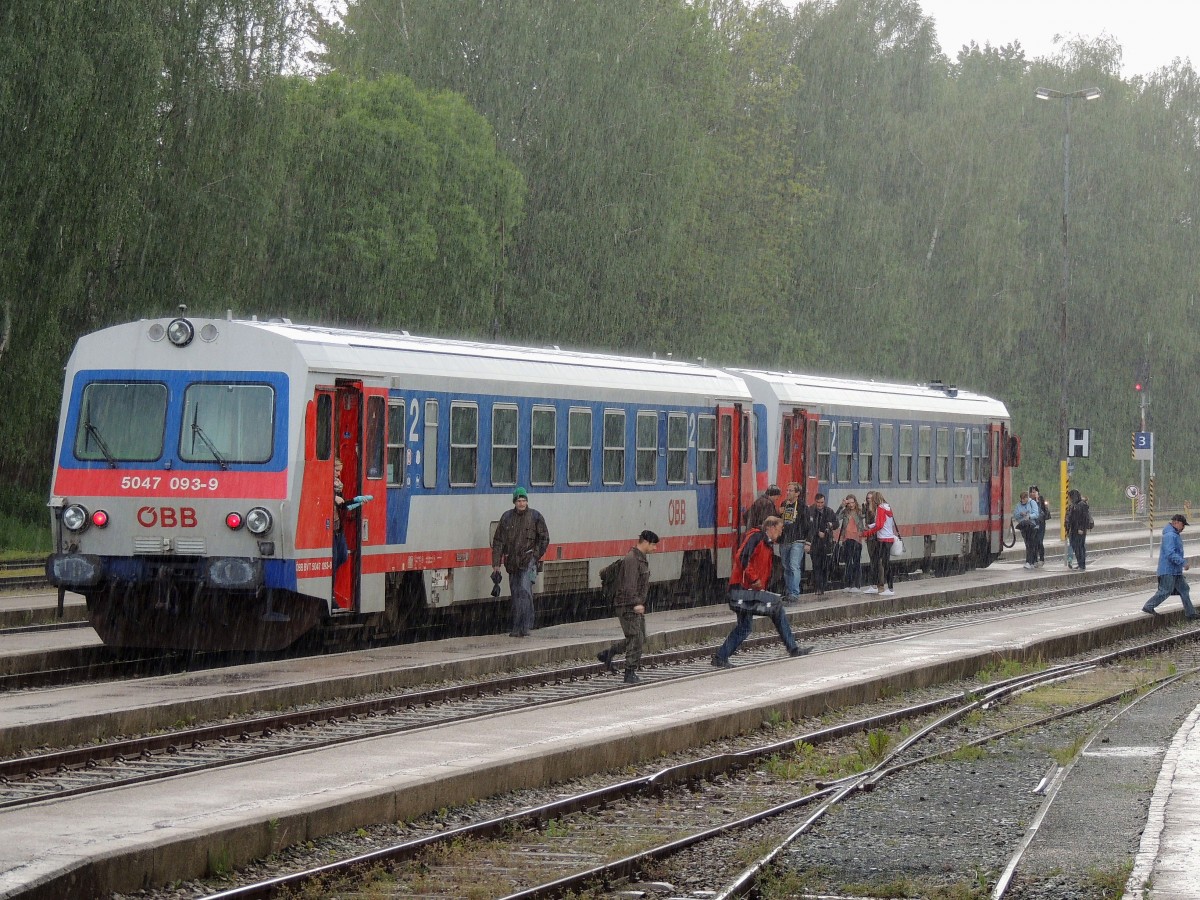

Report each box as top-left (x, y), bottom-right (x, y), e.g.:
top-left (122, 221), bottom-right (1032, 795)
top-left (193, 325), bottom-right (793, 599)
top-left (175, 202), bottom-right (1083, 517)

top-left (781, 541), bottom-right (805, 597)
top-left (1144, 574), bottom-right (1197, 617)
top-left (715, 606), bottom-right (799, 662)
top-left (508, 562), bottom-right (537, 635)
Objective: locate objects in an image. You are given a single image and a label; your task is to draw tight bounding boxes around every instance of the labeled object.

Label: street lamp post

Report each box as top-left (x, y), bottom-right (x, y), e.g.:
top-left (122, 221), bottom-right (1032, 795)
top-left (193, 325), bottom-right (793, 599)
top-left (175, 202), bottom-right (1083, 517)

top-left (1035, 86), bottom-right (1101, 539)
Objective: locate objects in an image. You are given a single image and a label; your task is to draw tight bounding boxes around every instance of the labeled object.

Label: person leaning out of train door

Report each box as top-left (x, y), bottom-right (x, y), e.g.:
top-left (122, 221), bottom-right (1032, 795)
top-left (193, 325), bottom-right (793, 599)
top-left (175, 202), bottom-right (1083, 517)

top-left (331, 458), bottom-right (349, 608)
top-left (491, 487), bottom-right (550, 637)
top-left (802, 493), bottom-right (839, 597)
top-left (712, 516), bottom-right (812, 668)
top-left (860, 492), bottom-right (897, 595)
top-left (1064, 489), bottom-right (1092, 572)
top-left (1012, 490), bottom-right (1041, 570)
top-left (1142, 514), bottom-right (1196, 619)
top-left (597, 530), bottom-right (658, 684)
top-left (779, 482), bottom-right (806, 602)
top-left (1030, 485), bottom-right (1051, 568)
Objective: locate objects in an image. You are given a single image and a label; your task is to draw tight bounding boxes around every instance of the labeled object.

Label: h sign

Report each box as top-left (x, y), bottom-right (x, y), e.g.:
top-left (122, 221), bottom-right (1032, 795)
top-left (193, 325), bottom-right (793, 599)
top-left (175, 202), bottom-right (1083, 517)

top-left (1067, 428), bottom-right (1090, 458)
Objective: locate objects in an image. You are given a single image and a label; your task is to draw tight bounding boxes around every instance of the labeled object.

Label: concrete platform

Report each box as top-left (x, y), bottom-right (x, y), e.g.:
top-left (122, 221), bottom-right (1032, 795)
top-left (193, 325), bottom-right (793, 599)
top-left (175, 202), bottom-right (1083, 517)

top-left (1, 544), bottom-right (1197, 899)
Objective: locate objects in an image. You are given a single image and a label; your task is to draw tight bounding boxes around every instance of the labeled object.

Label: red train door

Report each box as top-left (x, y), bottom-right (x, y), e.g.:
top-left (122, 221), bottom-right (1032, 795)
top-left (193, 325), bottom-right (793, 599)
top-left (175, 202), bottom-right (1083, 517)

top-left (988, 422), bottom-right (1009, 556)
top-left (715, 404), bottom-right (742, 577)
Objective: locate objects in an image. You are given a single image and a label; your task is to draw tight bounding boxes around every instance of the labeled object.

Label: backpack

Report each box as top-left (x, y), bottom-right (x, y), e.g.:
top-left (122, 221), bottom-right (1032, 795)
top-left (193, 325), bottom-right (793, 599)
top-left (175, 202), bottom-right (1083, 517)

top-left (599, 557), bottom-right (623, 599)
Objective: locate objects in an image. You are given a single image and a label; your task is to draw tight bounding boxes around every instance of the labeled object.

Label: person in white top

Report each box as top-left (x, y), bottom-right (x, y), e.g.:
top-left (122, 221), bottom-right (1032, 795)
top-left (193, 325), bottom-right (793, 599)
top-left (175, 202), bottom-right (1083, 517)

top-left (860, 492), bottom-right (898, 595)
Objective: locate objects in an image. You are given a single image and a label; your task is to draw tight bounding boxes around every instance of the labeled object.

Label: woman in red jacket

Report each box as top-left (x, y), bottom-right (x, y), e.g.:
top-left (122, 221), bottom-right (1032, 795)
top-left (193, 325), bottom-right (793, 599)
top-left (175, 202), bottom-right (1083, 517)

top-left (860, 492), bottom-right (898, 596)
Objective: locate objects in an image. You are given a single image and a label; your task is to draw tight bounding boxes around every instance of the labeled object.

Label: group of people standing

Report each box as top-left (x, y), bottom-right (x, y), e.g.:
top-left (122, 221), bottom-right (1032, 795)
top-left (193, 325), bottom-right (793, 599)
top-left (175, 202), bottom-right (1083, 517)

top-left (1012, 485), bottom-right (1094, 572)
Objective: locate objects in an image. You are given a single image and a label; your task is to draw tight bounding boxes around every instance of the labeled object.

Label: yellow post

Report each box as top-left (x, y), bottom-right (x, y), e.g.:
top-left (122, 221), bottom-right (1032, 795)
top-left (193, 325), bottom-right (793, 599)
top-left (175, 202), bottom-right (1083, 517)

top-left (1060, 459), bottom-right (1069, 542)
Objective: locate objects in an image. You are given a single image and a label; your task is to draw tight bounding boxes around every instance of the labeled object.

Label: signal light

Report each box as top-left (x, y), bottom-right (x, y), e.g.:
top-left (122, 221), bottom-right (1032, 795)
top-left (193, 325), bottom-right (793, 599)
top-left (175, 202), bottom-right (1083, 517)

top-left (91, 509), bottom-right (109, 528)
top-left (225, 512), bottom-right (243, 530)
top-left (1135, 382), bottom-right (1143, 392)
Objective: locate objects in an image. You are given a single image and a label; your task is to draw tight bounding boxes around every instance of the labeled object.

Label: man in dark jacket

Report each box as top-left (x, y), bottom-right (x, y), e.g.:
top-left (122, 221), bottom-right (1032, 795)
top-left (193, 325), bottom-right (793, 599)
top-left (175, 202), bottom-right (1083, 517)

top-left (491, 487), bottom-right (550, 637)
top-left (746, 485), bottom-right (782, 529)
top-left (802, 493), bottom-right (840, 596)
top-left (597, 530), bottom-right (658, 684)
top-left (1064, 489), bottom-right (1091, 572)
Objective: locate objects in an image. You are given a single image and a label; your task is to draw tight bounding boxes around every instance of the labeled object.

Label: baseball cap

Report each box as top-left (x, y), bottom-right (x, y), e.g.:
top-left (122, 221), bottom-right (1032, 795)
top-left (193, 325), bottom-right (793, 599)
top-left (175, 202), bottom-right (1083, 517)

top-left (1172, 514), bottom-right (1189, 526)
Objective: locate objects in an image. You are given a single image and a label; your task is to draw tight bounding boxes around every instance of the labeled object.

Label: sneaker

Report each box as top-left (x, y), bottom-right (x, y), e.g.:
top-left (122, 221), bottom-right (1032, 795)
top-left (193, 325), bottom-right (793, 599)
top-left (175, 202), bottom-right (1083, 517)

top-left (847, 587), bottom-right (861, 593)
top-left (788, 645), bottom-right (813, 657)
top-left (861, 586), bottom-right (879, 594)
top-left (711, 655), bottom-right (733, 669)
top-left (1036, 561), bottom-right (1045, 568)
top-left (1142, 606), bottom-right (1159, 616)
top-left (881, 588), bottom-right (895, 596)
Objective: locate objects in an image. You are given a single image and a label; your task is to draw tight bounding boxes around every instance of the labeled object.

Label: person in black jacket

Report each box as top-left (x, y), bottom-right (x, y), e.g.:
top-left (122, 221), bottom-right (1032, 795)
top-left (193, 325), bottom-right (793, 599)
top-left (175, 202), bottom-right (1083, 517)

top-left (597, 530), bottom-right (658, 684)
top-left (803, 493), bottom-right (840, 596)
top-left (491, 487), bottom-right (550, 637)
top-left (1030, 485), bottom-right (1051, 568)
top-left (1064, 489), bottom-right (1091, 572)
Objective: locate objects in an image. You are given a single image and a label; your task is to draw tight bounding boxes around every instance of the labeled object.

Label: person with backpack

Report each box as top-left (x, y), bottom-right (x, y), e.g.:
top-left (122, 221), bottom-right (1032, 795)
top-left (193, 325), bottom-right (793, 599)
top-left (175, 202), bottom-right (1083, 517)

top-left (1064, 489), bottom-right (1093, 571)
top-left (597, 530), bottom-right (658, 684)
top-left (491, 487), bottom-right (550, 637)
top-left (712, 517), bottom-right (812, 668)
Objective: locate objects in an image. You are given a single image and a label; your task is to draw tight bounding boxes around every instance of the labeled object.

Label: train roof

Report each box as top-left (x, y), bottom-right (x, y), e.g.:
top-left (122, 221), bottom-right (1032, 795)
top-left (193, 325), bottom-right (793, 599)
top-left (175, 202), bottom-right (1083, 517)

top-left (731, 368), bottom-right (1010, 419)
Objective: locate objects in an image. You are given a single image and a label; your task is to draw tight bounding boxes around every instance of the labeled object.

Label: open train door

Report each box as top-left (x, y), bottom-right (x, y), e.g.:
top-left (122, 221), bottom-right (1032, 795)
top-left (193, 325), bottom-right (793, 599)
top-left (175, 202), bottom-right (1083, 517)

top-left (987, 422), bottom-right (1010, 558)
top-left (779, 410), bottom-right (811, 499)
top-left (798, 410), bottom-right (821, 504)
top-left (715, 404), bottom-right (742, 578)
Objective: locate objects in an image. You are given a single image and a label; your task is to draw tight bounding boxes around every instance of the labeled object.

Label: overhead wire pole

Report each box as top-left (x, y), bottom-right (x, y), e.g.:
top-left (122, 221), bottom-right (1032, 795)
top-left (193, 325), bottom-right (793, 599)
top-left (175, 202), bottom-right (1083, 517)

top-left (1034, 86), bottom-right (1102, 540)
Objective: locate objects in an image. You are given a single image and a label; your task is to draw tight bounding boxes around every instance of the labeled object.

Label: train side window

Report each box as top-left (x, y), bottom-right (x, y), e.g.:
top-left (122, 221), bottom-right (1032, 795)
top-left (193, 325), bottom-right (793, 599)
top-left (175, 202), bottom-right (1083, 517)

top-left (741, 413), bottom-right (750, 465)
top-left (568, 408), bottom-right (592, 485)
top-left (836, 422), bottom-right (853, 483)
top-left (667, 412), bottom-right (688, 484)
top-left (918, 426), bottom-right (932, 482)
top-left (491, 405), bottom-right (518, 486)
top-left (316, 393), bottom-right (333, 461)
top-left (899, 425), bottom-right (913, 483)
top-left (422, 400), bottom-right (438, 489)
top-left (954, 428), bottom-right (968, 481)
top-left (386, 400), bottom-right (405, 486)
top-left (697, 414), bottom-right (716, 483)
top-left (531, 407), bottom-right (555, 486)
top-left (816, 421), bottom-right (832, 482)
top-left (365, 396), bottom-right (385, 480)
top-left (879, 423), bottom-right (893, 482)
top-left (971, 428), bottom-right (983, 480)
top-left (635, 411), bottom-right (656, 484)
top-left (782, 415), bottom-right (793, 466)
top-left (720, 414), bottom-right (733, 477)
top-left (449, 402), bottom-right (478, 487)
top-left (606, 410), bottom-right (628, 485)
top-left (859, 423), bottom-right (875, 482)
top-left (936, 427), bottom-right (949, 483)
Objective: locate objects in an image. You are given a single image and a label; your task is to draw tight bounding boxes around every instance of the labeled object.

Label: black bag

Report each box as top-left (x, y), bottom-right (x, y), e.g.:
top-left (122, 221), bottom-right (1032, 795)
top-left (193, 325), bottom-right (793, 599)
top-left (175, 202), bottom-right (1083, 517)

top-left (599, 558), bottom-right (622, 599)
top-left (727, 587), bottom-right (782, 616)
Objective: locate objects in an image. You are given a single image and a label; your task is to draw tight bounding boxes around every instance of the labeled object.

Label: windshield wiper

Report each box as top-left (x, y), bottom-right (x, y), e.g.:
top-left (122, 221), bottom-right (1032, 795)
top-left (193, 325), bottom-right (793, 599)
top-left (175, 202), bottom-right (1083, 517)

top-left (190, 408), bottom-right (229, 470)
top-left (84, 420), bottom-right (118, 469)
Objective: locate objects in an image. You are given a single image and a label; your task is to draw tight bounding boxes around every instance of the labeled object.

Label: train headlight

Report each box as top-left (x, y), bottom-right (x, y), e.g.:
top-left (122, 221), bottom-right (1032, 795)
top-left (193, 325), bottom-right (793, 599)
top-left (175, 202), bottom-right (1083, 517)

top-left (166, 317), bottom-right (195, 347)
top-left (62, 504), bottom-right (89, 533)
top-left (225, 511), bottom-right (243, 531)
top-left (91, 509), bottom-right (109, 528)
top-left (245, 507), bottom-right (273, 535)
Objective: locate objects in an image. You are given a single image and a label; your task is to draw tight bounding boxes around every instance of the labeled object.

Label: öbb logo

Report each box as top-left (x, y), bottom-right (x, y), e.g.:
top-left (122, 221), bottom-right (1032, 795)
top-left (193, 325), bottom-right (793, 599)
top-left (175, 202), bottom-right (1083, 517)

top-left (137, 507), bottom-right (198, 528)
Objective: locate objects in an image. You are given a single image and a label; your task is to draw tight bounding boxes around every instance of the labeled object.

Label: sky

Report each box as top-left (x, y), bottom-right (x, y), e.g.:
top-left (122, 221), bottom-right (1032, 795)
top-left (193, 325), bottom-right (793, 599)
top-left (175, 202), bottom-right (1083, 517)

top-left (915, 0), bottom-right (1198, 78)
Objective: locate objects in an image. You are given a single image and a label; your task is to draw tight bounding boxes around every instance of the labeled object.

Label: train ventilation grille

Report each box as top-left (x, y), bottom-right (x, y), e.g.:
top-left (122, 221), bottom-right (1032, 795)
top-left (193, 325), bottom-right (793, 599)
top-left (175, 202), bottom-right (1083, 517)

top-left (541, 559), bottom-right (588, 594)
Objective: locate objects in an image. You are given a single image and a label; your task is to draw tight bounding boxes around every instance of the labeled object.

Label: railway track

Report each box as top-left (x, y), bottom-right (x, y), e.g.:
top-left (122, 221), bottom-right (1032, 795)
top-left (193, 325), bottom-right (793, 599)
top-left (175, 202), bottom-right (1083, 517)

top-left (0, 574), bottom-right (1160, 813)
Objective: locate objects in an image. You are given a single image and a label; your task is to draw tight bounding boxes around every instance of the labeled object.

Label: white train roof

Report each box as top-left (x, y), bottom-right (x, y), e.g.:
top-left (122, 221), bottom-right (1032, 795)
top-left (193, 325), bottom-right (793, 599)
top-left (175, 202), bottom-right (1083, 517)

top-left (732, 368), bottom-right (1009, 420)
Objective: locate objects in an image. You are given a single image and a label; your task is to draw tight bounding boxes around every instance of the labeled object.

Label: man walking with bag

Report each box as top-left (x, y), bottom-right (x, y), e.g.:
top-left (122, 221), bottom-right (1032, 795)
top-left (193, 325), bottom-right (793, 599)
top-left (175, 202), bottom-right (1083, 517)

top-left (598, 530), bottom-right (658, 684)
top-left (491, 487), bottom-right (550, 637)
top-left (1142, 514), bottom-right (1197, 619)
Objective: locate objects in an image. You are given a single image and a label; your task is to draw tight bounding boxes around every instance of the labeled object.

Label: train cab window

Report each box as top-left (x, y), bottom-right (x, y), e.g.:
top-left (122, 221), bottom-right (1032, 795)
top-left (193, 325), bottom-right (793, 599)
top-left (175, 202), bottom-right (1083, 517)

top-left (606, 410), bottom-right (628, 485)
top-left (531, 407), bottom-right (555, 486)
top-left (720, 414), bottom-right (733, 477)
top-left (879, 423), bottom-right (894, 483)
top-left (741, 413), bottom-right (751, 465)
top-left (954, 428), bottom-right (968, 481)
top-left (365, 396), bottom-right (385, 480)
top-left (971, 428), bottom-right (983, 480)
top-left (568, 408), bottom-right (592, 485)
top-left (386, 400), bottom-right (405, 486)
top-left (816, 421), bottom-right (832, 482)
top-left (635, 411), bottom-right (656, 484)
top-left (449, 402), bottom-right (478, 486)
top-left (422, 400), bottom-right (438, 489)
top-left (936, 427), bottom-right (949, 483)
top-left (667, 413), bottom-right (688, 484)
top-left (898, 425), bottom-right (913, 483)
top-left (836, 422), bottom-right (853, 483)
top-left (697, 414), bottom-right (716, 483)
top-left (917, 426), bottom-right (932, 482)
top-left (491, 405), bottom-right (518, 486)
top-left (75, 381), bottom-right (168, 463)
top-left (180, 382), bottom-right (274, 463)
top-left (859, 423), bottom-right (875, 482)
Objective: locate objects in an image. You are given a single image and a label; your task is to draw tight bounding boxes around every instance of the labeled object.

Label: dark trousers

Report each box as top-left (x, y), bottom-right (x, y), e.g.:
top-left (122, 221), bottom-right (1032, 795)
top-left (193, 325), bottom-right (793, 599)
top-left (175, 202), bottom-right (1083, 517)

top-left (605, 608), bottom-right (646, 669)
top-left (1020, 526), bottom-right (1038, 565)
top-left (715, 607), bottom-right (799, 662)
top-left (1068, 532), bottom-right (1087, 571)
top-left (810, 544), bottom-right (833, 593)
top-left (1144, 574), bottom-right (1196, 617)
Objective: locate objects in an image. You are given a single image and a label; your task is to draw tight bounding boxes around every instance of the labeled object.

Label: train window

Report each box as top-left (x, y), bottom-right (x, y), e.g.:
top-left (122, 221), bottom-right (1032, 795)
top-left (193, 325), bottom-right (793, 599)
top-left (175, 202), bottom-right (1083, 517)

top-left (859, 423), bottom-right (875, 482)
top-left (667, 413), bottom-right (687, 484)
top-left (568, 408), bottom-right (592, 485)
top-left (879, 424), bottom-right (893, 482)
top-left (816, 421), bottom-right (832, 482)
top-left (449, 403), bottom-right (478, 486)
top-left (720, 414), bottom-right (733, 477)
top-left (423, 401), bottom-right (438, 488)
top-left (75, 381), bottom-right (168, 463)
top-left (635, 411), bottom-right (656, 484)
top-left (972, 428), bottom-right (983, 480)
top-left (918, 426), bottom-right (932, 482)
top-left (531, 407), bottom-right (555, 486)
top-left (954, 428), bottom-right (968, 481)
top-left (741, 413), bottom-right (750, 465)
top-left (836, 422), bottom-right (853, 483)
top-left (935, 427), bottom-right (949, 483)
top-left (782, 416), bottom-right (793, 465)
top-left (697, 415), bottom-right (716, 483)
top-left (984, 430), bottom-right (995, 478)
top-left (365, 396), bottom-right (385, 480)
top-left (606, 410), bottom-right (628, 485)
top-left (491, 405), bottom-right (518, 486)
top-left (899, 425), bottom-right (913, 483)
top-left (179, 382), bottom-right (274, 463)
top-left (386, 400), bottom-right (405, 486)
top-left (316, 394), bottom-right (332, 461)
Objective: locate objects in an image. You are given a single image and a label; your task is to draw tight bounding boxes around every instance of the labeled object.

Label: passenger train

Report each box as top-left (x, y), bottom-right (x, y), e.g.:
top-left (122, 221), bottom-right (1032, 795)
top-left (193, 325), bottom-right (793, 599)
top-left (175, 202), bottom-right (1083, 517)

top-left (46, 312), bottom-right (1021, 650)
